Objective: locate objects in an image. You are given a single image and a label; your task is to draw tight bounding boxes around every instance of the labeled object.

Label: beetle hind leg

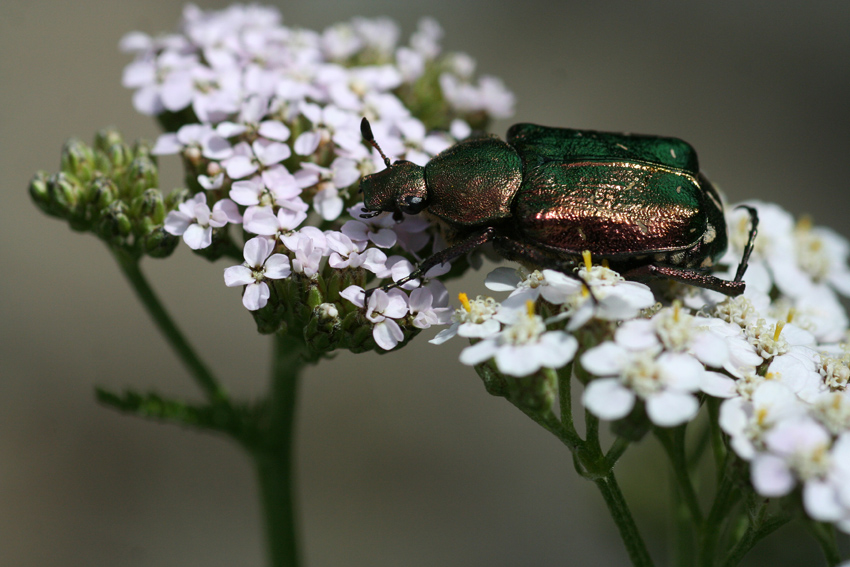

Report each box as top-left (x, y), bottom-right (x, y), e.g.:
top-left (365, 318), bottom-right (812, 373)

top-left (623, 264), bottom-right (745, 296)
top-left (733, 205), bottom-right (759, 283)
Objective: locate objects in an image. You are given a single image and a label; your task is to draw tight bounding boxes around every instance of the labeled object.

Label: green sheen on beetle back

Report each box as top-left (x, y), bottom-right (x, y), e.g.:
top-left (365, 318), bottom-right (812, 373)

top-left (424, 136), bottom-right (522, 226)
top-left (514, 161), bottom-right (706, 256)
top-left (507, 123), bottom-right (699, 175)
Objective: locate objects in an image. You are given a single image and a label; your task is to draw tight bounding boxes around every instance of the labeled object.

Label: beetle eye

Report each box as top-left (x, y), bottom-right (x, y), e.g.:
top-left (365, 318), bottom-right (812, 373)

top-left (399, 195), bottom-right (426, 214)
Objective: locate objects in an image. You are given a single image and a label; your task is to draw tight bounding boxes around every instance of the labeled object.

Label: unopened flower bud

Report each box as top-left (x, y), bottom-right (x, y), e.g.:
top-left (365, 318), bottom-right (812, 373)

top-left (141, 227), bottom-right (178, 258)
top-left (47, 172), bottom-right (83, 216)
top-left (306, 285), bottom-right (324, 309)
top-left (317, 303), bottom-right (340, 321)
top-left (96, 201), bottom-right (132, 243)
top-left (86, 177), bottom-right (118, 211)
top-left (165, 187), bottom-right (191, 210)
top-left (28, 171), bottom-right (53, 215)
top-left (132, 139), bottom-right (155, 160)
top-left (132, 188), bottom-right (166, 226)
top-left (124, 156), bottom-right (158, 199)
top-left (93, 128), bottom-right (124, 154)
top-left (60, 138), bottom-right (95, 180)
top-left (105, 141), bottom-right (135, 171)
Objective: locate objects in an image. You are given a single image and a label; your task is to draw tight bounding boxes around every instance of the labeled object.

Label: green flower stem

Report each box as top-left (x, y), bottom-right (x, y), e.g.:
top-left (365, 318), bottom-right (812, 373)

top-left (604, 437), bottom-right (631, 469)
top-left (250, 333), bottom-right (306, 567)
top-left (805, 520), bottom-right (842, 567)
top-left (706, 398), bottom-right (726, 480)
top-left (555, 364), bottom-right (580, 443)
top-left (112, 249), bottom-right (226, 402)
top-left (536, 367), bottom-right (651, 567)
top-left (655, 427), bottom-right (704, 528)
top-left (669, 466), bottom-right (696, 567)
top-left (720, 512), bottom-right (791, 567)
top-left (699, 455), bottom-right (740, 567)
top-left (595, 472), bottom-right (656, 567)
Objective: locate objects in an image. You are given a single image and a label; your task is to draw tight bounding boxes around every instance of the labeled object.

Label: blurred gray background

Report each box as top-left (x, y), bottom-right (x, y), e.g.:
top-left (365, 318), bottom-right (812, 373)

top-left (2, 1), bottom-right (850, 565)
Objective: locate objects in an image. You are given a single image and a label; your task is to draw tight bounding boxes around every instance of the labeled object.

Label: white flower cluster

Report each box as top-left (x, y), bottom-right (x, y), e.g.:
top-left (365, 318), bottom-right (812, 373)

top-left (431, 252), bottom-right (656, 376)
top-left (432, 203), bottom-right (850, 532)
top-left (120, 4), bottom-right (514, 350)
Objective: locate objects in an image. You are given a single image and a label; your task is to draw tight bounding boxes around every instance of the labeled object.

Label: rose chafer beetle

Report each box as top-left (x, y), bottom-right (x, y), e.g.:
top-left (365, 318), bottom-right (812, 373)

top-left (358, 118), bottom-right (757, 296)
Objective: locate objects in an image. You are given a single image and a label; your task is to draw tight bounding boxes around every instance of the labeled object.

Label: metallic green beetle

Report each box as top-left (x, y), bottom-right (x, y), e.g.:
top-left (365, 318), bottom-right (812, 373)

top-left (358, 118), bottom-right (757, 295)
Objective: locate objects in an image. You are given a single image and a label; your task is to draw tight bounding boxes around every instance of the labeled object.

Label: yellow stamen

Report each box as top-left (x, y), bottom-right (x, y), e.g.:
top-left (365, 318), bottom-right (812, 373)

top-left (786, 308), bottom-right (796, 324)
top-left (673, 300), bottom-right (682, 322)
top-left (797, 215), bottom-right (812, 232)
top-left (773, 321), bottom-right (785, 342)
top-left (581, 284), bottom-right (590, 298)
top-left (756, 407), bottom-right (768, 426)
top-left (765, 371), bottom-right (778, 381)
top-left (582, 250), bottom-right (592, 272)
top-left (602, 259), bottom-right (610, 269)
top-left (458, 292), bottom-right (471, 312)
top-left (526, 300), bottom-right (536, 317)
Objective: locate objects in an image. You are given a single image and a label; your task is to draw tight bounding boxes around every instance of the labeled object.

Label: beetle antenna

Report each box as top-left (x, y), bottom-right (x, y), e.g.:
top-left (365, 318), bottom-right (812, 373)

top-left (360, 117), bottom-right (391, 169)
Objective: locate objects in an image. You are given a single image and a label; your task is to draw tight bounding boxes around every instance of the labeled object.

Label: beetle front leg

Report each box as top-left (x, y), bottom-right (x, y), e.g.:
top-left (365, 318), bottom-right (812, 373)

top-left (363, 227), bottom-right (498, 299)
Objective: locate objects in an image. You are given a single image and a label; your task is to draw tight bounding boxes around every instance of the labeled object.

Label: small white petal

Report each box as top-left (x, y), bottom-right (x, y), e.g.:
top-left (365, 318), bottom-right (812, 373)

top-left (264, 255), bottom-right (291, 279)
top-left (751, 454), bottom-right (795, 497)
top-left (646, 391), bottom-right (699, 427)
top-left (429, 325), bottom-right (459, 345)
top-left (804, 481), bottom-right (845, 522)
top-left (615, 320), bottom-right (658, 351)
top-left (226, 156), bottom-right (258, 179)
top-left (163, 211), bottom-right (191, 236)
top-left (183, 224), bottom-right (212, 250)
top-left (583, 379), bottom-right (635, 420)
top-left (340, 285), bottom-right (366, 308)
top-left (243, 236), bottom-right (273, 266)
top-left (294, 131), bottom-right (321, 156)
top-left (581, 342), bottom-right (628, 376)
top-left (459, 339), bottom-right (499, 366)
top-left (691, 331), bottom-right (730, 368)
top-left (373, 319), bottom-right (404, 350)
top-left (224, 265), bottom-right (253, 287)
top-left (700, 371), bottom-right (738, 398)
top-left (484, 267), bottom-right (522, 292)
top-left (495, 344), bottom-right (541, 377)
top-left (242, 282), bottom-right (270, 311)
top-left (258, 121), bottom-right (291, 142)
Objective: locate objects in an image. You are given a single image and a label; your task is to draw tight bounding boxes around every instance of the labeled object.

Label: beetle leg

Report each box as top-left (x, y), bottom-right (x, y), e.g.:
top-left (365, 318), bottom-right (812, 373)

top-left (621, 264), bottom-right (746, 296)
top-left (363, 227), bottom-right (497, 299)
top-left (733, 205), bottom-right (759, 283)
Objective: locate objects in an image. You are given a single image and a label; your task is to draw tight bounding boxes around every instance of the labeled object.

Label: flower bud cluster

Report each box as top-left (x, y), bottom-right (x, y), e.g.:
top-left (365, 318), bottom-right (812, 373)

top-left (430, 203), bottom-right (850, 533)
top-left (114, 4), bottom-right (513, 354)
top-left (29, 130), bottom-right (179, 258)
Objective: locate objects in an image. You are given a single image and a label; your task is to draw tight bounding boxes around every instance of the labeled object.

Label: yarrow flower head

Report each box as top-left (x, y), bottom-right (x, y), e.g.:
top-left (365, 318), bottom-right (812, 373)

top-left (108, 4), bottom-right (516, 352)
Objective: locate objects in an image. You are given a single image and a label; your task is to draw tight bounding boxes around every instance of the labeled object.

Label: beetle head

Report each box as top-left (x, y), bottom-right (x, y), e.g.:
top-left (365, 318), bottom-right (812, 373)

top-left (359, 160), bottom-right (428, 219)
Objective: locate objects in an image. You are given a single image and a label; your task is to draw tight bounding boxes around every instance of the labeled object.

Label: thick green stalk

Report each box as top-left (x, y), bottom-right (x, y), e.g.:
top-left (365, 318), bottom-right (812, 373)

top-left (655, 427), bottom-right (703, 527)
top-left (251, 333), bottom-right (306, 567)
top-left (595, 473), bottom-right (656, 567)
top-left (720, 513), bottom-right (791, 567)
top-left (113, 249), bottom-right (226, 402)
top-left (699, 455), bottom-right (739, 567)
top-left (805, 520), bottom-right (842, 567)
